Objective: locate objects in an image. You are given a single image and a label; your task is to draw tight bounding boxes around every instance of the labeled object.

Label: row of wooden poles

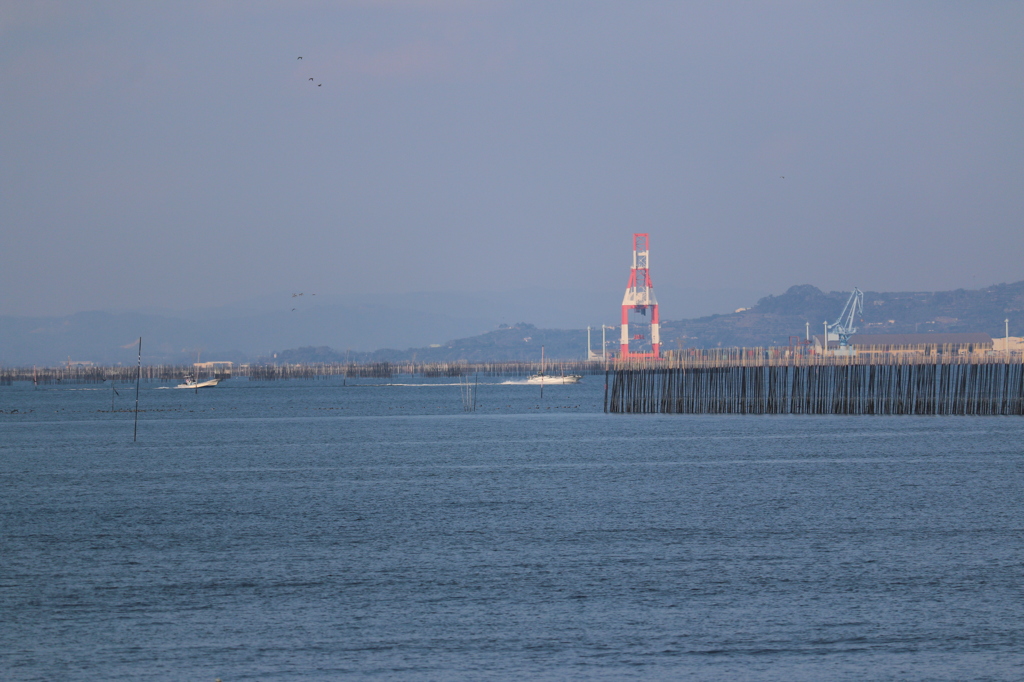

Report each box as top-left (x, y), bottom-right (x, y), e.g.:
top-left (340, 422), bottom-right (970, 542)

top-left (2, 346), bottom-right (1019, 386)
top-left (1, 360), bottom-right (592, 384)
top-left (606, 356), bottom-right (1024, 415)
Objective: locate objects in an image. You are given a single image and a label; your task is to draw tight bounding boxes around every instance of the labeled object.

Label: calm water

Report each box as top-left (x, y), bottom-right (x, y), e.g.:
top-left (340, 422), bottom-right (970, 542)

top-left (2, 377), bottom-right (1024, 680)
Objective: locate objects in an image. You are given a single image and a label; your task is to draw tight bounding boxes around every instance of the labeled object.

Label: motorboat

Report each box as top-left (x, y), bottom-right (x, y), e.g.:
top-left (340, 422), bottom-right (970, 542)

top-left (175, 373), bottom-right (220, 389)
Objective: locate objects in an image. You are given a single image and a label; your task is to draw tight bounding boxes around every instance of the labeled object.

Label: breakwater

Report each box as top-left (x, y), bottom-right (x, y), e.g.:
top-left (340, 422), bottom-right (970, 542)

top-left (6, 350), bottom-right (1023, 419)
top-left (0, 347), bottom-right (840, 385)
top-left (0, 360), bottom-right (602, 385)
top-left (0, 350), bottom-right (800, 384)
top-left (606, 356), bottom-right (1024, 415)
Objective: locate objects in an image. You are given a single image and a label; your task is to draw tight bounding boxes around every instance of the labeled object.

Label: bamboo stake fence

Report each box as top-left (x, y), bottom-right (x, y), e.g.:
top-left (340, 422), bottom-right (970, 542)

top-left (607, 354), bottom-right (1024, 415)
top-left (4, 342), bottom-right (1022, 417)
top-left (0, 360), bottom-right (601, 384)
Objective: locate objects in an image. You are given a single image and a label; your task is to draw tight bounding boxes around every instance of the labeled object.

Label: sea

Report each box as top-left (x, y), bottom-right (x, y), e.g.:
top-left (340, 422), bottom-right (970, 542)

top-left (2, 376), bottom-right (1024, 681)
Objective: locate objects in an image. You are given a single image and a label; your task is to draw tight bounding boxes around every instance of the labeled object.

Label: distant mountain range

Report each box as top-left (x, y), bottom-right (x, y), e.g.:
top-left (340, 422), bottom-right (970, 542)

top-left (0, 304), bottom-right (490, 367)
top-left (660, 281), bottom-right (1024, 351)
top-left (0, 286), bottom-right (763, 366)
top-left (3, 282), bottom-right (1022, 366)
top-left (277, 281), bottom-right (1024, 363)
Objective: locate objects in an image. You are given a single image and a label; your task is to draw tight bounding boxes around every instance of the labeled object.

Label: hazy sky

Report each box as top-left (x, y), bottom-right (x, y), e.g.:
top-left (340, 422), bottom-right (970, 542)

top-left (2, 1), bottom-right (1022, 318)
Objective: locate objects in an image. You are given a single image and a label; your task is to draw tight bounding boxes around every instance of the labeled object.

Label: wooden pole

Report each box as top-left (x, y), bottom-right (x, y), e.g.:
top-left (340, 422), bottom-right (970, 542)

top-left (133, 337), bottom-right (141, 442)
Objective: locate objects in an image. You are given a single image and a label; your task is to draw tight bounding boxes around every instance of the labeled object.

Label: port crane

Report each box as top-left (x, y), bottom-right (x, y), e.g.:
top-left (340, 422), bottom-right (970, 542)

top-left (827, 287), bottom-right (864, 348)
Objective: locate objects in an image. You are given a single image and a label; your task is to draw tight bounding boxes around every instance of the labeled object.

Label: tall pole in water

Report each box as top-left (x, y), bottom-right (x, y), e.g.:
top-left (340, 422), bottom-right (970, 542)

top-left (823, 322), bottom-right (828, 355)
top-left (604, 369), bottom-right (608, 413)
top-left (133, 337), bottom-right (141, 442)
top-left (539, 345), bottom-right (544, 400)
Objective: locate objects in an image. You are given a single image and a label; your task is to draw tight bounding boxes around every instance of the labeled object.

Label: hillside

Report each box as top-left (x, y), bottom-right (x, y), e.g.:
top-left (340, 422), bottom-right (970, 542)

top-left (271, 281), bottom-right (1024, 363)
top-left (661, 281), bottom-right (1024, 350)
top-left (4, 281), bottom-right (1023, 366)
top-left (272, 324), bottom-right (586, 364)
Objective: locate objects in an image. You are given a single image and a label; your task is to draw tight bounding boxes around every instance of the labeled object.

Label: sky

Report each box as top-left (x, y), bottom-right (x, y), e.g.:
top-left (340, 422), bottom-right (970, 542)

top-left (2, 1), bottom-right (1023, 320)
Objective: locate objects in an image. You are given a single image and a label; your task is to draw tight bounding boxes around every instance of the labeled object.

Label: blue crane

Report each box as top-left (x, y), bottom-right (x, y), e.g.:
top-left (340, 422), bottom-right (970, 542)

top-left (827, 287), bottom-right (864, 348)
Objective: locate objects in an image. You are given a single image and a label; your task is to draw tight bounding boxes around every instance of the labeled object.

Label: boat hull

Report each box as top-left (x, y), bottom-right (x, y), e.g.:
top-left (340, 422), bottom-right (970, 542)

top-left (174, 378), bottom-right (220, 389)
top-left (525, 374), bottom-right (581, 385)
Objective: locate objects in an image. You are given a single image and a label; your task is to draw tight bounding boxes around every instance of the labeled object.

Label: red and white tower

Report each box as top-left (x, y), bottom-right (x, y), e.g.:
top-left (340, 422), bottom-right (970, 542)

top-left (620, 233), bottom-right (660, 359)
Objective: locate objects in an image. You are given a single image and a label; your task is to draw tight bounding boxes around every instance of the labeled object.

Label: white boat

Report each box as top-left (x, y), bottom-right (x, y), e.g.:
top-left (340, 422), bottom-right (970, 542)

top-left (526, 346), bottom-right (581, 384)
top-left (525, 373), bottom-right (581, 385)
top-left (175, 373), bottom-right (220, 389)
